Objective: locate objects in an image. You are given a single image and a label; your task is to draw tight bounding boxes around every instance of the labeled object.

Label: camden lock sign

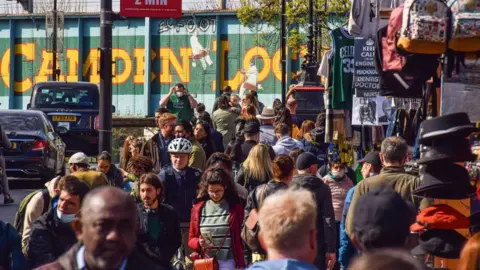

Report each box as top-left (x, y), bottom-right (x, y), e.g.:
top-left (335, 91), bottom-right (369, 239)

top-left (353, 38), bottom-right (380, 90)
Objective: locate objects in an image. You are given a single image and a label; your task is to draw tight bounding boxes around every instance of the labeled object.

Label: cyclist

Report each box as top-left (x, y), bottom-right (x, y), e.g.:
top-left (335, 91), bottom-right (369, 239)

top-left (159, 138), bottom-right (202, 269)
top-left (159, 138), bottom-right (202, 223)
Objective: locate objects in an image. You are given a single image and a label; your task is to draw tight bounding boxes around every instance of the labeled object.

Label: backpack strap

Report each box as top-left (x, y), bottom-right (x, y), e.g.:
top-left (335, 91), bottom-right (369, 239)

top-left (42, 189), bottom-right (50, 214)
top-left (258, 184), bottom-right (268, 208)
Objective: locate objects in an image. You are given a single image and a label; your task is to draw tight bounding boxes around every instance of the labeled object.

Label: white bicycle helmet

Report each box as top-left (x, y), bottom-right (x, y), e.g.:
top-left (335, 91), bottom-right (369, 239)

top-left (168, 138), bottom-right (193, 154)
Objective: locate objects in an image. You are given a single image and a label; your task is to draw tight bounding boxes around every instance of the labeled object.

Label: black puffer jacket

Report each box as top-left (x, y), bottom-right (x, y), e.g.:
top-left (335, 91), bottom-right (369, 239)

top-left (104, 165), bottom-right (124, 187)
top-left (27, 209), bottom-right (77, 268)
top-left (136, 203), bottom-right (181, 268)
top-left (291, 173), bottom-right (336, 269)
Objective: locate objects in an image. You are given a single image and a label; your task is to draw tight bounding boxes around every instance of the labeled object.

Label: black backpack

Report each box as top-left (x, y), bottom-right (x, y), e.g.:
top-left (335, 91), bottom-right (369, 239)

top-left (13, 189), bottom-right (50, 234)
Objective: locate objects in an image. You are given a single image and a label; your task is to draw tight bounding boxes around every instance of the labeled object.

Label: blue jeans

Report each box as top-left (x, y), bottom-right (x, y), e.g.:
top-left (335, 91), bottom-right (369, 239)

top-left (386, 108), bottom-right (397, 137)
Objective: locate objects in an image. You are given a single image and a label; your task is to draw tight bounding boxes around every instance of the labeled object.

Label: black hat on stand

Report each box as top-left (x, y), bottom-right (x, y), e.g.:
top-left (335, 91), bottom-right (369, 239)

top-left (417, 138), bottom-right (476, 164)
top-left (414, 229), bottom-right (467, 259)
top-left (414, 163), bottom-right (476, 199)
top-left (420, 113), bottom-right (478, 145)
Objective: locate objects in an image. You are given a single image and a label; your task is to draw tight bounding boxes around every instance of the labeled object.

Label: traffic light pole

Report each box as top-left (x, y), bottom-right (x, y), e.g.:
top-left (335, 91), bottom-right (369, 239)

top-left (98, 0), bottom-right (113, 154)
top-left (52, 0), bottom-right (57, 81)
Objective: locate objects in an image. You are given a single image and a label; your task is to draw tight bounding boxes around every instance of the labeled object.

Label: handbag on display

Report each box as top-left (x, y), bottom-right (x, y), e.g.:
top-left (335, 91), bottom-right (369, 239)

top-left (397, 0), bottom-right (449, 54)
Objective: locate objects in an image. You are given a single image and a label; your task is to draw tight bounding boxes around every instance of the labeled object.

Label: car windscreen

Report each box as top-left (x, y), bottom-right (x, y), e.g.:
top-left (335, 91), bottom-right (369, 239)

top-left (34, 86), bottom-right (99, 109)
top-left (0, 114), bottom-right (42, 132)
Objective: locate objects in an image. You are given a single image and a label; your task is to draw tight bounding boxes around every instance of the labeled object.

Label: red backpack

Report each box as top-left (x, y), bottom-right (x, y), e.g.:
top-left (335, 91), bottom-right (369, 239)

top-left (382, 5), bottom-right (405, 72)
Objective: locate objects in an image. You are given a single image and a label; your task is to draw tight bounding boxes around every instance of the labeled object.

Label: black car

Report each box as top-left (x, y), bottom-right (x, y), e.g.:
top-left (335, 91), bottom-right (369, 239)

top-left (0, 110), bottom-right (66, 181)
top-left (27, 81), bottom-right (111, 156)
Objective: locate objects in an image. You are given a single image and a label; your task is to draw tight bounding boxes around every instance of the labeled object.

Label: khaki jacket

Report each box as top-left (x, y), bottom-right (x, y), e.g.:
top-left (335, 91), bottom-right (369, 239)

top-left (345, 166), bottom-right (426, 239)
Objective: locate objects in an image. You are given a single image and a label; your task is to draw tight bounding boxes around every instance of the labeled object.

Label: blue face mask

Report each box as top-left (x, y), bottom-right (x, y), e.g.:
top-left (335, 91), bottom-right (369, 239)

top-left (57, 208), bottom-right (77, 224)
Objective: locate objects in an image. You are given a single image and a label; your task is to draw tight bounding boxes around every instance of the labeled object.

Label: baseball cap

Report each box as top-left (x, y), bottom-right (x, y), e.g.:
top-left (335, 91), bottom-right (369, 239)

top-left (296, 152), bottom-right (318, 170)
top-left (69, 152), bottom-right (89, 166)
top-left (358, 151), bottom-right (381, 168)
top-left (243, 120), bottom-right (260, 135)
top-left (353, 188), bottom-right (415, 249)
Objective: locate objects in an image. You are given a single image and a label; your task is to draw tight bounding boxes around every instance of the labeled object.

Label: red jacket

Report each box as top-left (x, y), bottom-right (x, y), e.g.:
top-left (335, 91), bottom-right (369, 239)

top-left (188, 200), bottom-right (245, 268)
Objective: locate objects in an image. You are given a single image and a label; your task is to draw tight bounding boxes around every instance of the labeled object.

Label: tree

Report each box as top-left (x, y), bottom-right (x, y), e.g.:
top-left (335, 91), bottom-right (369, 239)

top-left (237, 0), bottom-right (351, 54)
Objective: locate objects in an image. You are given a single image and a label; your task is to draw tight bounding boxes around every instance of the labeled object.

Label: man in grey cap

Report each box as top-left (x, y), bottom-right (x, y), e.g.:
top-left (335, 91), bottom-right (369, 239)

top-left (69, 152), bottom-right (108, 189)
top-left (291, 152), bottom-right (336, 270)
top-left (256, 107), bottom-right (276, 146)
top-left (241, 121), bottom-right (261, 162)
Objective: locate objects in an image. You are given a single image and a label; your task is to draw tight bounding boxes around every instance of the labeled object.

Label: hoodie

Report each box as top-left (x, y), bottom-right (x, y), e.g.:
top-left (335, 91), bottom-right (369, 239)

top-left (248, 259), bottom-right (318, 270)
top-left (291, 174), bottom-right (336, 269)
top-left (273, 136), bottom-right (303, 156)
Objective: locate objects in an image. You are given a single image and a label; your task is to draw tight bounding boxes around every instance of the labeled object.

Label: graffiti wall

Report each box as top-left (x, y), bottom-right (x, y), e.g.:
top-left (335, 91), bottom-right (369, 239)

top-left (0, 13), bottom-right (301, 116)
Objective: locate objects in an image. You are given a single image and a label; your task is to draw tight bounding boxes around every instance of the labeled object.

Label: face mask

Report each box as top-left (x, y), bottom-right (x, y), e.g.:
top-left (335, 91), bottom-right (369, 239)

top-left (331, 170), bottom-right (345, 179)
top-left (57, 208), bottom-right (77, 224)
top-left (176, 91), bottom-right (184, 98)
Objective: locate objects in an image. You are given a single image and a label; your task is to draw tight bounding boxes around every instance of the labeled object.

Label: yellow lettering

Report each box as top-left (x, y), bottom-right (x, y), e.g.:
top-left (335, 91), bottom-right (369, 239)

top-left (15, 43), bottom-right (36, 93)
top-left (65, 49), bottom-right (79, 82)
top-left (112, 48), bottom-right (132, 85)
top-left (218, 40), bottom-right (244, 91)
top-left (82, 49), bottom-right (100, 83)
top-left (0, 48), bottom-right (10, 88)
top-left (272, 48), bottom-right (300, 81)
top-left (35, 50), bottom-right (65, 85)
top-left (159, 47), bottom-right (191, 84)
top-left (133, 48), bottom-right (144, 84)
top-left (243, 46), bottom-right (271, 83)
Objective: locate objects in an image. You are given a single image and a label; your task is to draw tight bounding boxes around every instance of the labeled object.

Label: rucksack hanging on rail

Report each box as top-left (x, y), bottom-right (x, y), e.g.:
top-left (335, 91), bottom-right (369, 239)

top-left (449, 0), bottom-right (480, 52)
top-left (397, 0), bottom-right (449, 54)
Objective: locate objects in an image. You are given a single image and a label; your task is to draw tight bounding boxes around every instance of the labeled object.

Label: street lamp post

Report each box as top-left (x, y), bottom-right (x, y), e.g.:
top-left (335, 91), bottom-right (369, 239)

top-left (304, 0), bottom-right (319, 86)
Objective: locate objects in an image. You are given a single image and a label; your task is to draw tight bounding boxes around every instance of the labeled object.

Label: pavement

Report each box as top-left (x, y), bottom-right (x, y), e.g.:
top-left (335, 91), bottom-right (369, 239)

top-left (0, 188), bottom-right (36, 224)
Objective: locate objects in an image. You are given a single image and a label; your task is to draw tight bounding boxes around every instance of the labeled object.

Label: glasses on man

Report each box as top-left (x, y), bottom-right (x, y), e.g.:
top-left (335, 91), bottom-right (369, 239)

top-left (208, 189), bottom-right (225, 195)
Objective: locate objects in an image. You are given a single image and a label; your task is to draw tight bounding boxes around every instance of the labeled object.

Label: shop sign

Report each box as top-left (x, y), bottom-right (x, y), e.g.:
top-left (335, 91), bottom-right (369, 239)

top-left (120, 0), bottom-right (182, 18)
top-left (353, 38), bottom-right (380, 90)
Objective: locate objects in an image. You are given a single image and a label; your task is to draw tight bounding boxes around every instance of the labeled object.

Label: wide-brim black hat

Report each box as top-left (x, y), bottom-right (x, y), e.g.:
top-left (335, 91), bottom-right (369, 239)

top-left (420, 113), bottom-right (478, 144)
top-left (417, 138), bottom-right (476, 164)
top-left (414, 163), bottom-right (476, 199)
top-left (418, 229), bottom-right (467, 259)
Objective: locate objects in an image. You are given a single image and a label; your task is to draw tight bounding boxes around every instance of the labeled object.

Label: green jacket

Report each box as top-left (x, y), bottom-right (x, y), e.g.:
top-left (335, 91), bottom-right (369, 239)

top-left (345, 166), bottom-right (427, 239)
top-left (189, 139), bottom-right (206, 171)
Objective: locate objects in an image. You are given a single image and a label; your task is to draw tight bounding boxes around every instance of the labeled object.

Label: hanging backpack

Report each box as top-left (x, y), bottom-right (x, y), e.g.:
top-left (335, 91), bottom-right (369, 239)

top-left (241, 184), bottom-right (267, 253)
top-left (397, 0), bottom-right (449, 54)
top-left (13, 189), bottom-right (50, 234)
top-left (449, 0), bottom-right (480, 51)
top-left (375, 24), bottom-right (439, 97)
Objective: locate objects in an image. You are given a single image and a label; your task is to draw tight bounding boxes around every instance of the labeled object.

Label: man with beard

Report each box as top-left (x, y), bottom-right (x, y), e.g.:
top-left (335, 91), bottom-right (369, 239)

top-left (160, 84), bottom-right (197, 122)
top-left (136, 173), bottom-right (181, 268)
top-left (36, 186), bottom-right (163, 270)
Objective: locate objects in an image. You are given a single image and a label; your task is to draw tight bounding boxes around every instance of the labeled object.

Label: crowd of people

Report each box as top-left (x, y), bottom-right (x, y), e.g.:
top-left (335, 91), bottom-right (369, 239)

top-left (0, 83), bottom-right (480, 270)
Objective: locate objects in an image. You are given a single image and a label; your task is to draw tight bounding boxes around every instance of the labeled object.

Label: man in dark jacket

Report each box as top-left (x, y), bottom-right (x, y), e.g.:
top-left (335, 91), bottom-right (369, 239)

top-left (141, 113), bottom-right (177, 173)
top-left (291, 152), bottom-right (336, 270)
top-left (301, 127), bottom-right (328, 168)
top-left (28, 176), bottom-right (90, 268)
top-left (159, 138), bottom-right (202, 222)
top-left (136, 173), bottom-right (181, 268)
top-left (241, 121), bottom-right (260, 162)
top-left (36, 186), bottom-right (164, 270)
top-left (0, 220), bottom-right (26, 270)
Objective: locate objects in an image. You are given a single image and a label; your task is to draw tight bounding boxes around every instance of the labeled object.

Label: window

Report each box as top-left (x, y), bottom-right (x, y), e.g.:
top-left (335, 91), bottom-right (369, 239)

top-left (34, 86), bottom-right (99, 109)
top-left (0, 115), bottom-right (42, 132)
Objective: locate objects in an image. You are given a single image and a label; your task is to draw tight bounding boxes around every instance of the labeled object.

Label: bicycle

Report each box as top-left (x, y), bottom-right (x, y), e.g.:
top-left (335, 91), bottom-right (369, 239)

top-left (172, 222), bottom-right (192, 270)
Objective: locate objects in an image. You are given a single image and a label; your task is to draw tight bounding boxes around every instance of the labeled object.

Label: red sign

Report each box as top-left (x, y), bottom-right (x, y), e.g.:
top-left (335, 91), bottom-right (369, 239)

top-left (120, 0), bottom-right (182, 18)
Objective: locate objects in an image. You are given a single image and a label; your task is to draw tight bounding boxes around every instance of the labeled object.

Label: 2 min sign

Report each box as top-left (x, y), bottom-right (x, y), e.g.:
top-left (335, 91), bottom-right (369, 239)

top-left (120, 0), bottom-right (182, 18)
